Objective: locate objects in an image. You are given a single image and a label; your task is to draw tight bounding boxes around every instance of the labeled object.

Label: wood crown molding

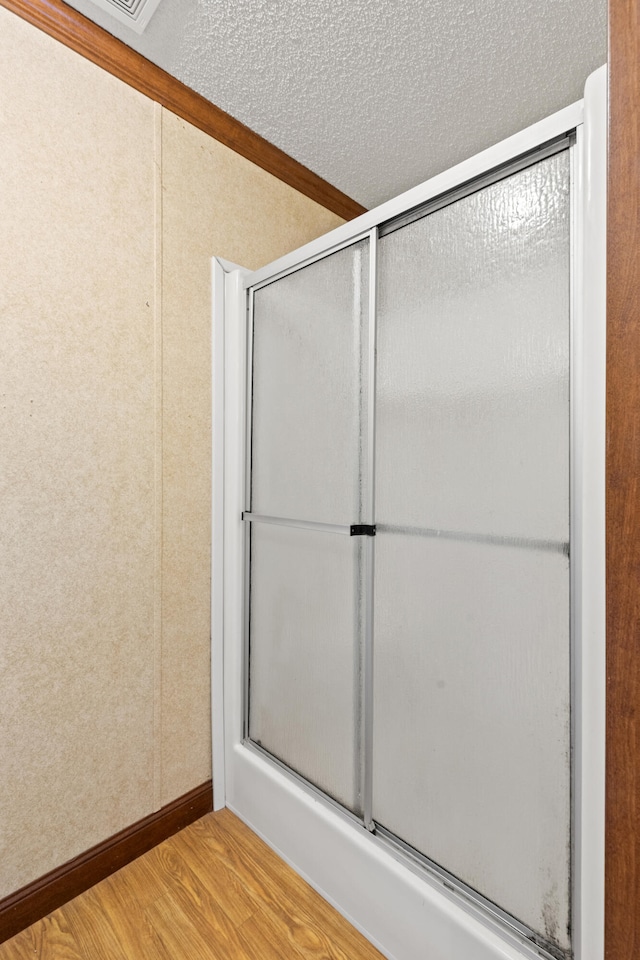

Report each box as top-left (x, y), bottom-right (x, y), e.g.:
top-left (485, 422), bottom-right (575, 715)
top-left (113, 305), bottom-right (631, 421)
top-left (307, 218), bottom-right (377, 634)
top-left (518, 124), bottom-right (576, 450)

top-left (0, 780), bottom-right (213, 944)
top-left (0, 0), bottom-right (366, 221)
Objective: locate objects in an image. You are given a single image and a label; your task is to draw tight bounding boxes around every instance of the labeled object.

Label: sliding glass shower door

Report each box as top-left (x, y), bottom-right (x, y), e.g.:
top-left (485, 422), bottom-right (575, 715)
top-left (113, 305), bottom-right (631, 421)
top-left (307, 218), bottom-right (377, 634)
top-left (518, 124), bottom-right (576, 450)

top-left (246, 239), bottom-right (370, 814)
top-left (373, 151), bottom-right (571, 952)
top-left (244, 145), bottom-right (572, 958)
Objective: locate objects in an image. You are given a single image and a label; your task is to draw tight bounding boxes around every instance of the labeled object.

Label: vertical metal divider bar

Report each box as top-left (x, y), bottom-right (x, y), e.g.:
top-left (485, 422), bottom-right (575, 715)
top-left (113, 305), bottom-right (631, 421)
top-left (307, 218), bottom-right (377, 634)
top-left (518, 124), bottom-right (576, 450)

top-left (242, 289), bottom-right (255, 741)
top-left (363, 227), bottom-right (378, 831)
top-left (568, 127), bottom-right (582, 956)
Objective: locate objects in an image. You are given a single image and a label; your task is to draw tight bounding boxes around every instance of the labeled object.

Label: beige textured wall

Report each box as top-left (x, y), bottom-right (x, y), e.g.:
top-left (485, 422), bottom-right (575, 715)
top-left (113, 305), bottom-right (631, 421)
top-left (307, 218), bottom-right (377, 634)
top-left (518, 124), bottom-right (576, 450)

top-left (0, 7), bottom-right (343, 898)
top-left (159, 112), bottom-right (343, 803)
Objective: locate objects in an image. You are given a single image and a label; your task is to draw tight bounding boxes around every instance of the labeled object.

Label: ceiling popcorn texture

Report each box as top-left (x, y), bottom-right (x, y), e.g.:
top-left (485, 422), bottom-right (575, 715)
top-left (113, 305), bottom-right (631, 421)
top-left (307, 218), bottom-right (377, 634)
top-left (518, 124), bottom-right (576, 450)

top-left (65, 0), bottom-right (607, 209)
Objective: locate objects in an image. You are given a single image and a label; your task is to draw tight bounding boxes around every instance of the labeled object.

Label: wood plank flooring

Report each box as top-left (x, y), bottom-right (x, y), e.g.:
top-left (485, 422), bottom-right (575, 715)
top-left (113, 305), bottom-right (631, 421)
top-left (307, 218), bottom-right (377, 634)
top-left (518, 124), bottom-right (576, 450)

top-left (0, 808), bottom-right (385, 959)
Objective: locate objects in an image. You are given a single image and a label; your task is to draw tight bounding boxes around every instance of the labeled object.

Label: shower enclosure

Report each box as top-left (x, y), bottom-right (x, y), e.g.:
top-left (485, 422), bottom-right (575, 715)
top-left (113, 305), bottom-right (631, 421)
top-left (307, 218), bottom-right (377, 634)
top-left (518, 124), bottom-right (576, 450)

top-left (212, 67), bottom-right (605, 960)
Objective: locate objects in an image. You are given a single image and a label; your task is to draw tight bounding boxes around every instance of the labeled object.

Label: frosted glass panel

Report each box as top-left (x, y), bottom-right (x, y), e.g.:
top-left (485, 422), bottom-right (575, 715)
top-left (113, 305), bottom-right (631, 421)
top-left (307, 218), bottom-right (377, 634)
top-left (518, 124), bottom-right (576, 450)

top-left (373, 153), bottom-right (572, 952)
top-left (372, 534), bottom-right (570, 951)
top-left (249, 523), bottom-right (363, 813)
top-left (377, 152), bottom-right (570, 542)
top-left (251, 240), bottom-right (369, 525)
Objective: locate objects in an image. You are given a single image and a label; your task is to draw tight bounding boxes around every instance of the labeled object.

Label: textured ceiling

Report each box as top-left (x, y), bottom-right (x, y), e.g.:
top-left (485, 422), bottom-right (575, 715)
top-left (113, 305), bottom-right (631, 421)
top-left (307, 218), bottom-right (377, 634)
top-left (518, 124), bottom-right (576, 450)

top-left (65, 0), bottom-right (607, 209)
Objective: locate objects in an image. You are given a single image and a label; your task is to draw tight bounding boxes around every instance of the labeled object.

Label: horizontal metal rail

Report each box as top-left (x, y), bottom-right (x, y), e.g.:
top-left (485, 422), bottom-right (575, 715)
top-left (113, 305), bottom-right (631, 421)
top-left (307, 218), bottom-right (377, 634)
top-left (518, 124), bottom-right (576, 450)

top-left (378, 133), bottom-right (575, 238)
top-left (242, 512), bottom-right (351, 536)
top-left (376, 523), bottom-right (569, 556)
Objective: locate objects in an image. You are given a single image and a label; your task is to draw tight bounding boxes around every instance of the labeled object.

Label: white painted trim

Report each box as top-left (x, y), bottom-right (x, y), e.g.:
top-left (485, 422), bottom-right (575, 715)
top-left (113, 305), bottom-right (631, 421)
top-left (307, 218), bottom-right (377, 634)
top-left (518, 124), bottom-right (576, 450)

top-left (572, 64), bottom-right (607, 960)
top-left (221, 267), bottom-right (248, 800)
top-left (245, 99), bottom-right (583, 291)
top-left (211, 257), bottom-right (248, 812)
top-left (213, 68), bottom-right (606, 960)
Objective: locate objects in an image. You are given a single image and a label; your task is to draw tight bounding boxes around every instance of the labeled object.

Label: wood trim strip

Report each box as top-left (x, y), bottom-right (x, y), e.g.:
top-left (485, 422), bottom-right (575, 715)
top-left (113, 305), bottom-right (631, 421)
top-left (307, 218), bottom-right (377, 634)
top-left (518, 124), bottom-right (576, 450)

top-left (0, 780), bottom-right (213, 944)
top-left (0, 0), bottom-right (366, 221)
top-left (606, 1), bottom-right (640, 958)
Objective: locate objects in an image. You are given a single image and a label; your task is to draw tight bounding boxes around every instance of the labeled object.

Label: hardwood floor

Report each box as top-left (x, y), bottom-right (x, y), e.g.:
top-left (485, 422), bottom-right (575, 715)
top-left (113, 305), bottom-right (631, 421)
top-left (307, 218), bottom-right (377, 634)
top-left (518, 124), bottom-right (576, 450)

top-left (0, 809), bottom-right (385, 959)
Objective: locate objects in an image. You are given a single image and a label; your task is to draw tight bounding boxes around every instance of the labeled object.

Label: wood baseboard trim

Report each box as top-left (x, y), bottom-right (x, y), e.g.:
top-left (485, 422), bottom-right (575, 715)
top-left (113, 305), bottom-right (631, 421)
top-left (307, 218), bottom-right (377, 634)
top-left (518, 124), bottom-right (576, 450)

top-left (0, 780), bottom-right (213, 944)
top-left (0, 0), bottom-right (366, 221)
